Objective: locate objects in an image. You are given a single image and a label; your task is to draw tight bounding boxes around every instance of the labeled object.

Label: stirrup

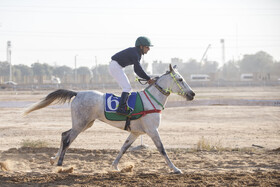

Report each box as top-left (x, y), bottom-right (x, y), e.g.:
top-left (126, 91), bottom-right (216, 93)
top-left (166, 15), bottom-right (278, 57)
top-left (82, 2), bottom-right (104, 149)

top-left (116, 108), bottom-right (131, 116)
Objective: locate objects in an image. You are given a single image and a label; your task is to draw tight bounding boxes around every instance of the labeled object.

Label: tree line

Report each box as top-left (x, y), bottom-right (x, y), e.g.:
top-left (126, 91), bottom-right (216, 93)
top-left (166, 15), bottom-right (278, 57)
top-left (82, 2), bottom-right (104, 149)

top-left (0, 50), bottom-right (279, 85)
top-left (154, 51), bottom-right (280, 81)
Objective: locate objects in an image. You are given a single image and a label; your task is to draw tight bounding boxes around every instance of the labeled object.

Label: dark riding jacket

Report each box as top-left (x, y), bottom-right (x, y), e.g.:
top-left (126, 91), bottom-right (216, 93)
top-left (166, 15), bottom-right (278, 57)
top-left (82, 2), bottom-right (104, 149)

top-left (111, 47), bottom-right (150, 80)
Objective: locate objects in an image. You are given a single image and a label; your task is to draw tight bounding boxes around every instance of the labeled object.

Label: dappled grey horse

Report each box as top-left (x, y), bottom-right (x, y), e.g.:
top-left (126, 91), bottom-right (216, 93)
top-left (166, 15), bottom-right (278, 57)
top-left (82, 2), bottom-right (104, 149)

top-left (24, 64), bottom-right (195, 174)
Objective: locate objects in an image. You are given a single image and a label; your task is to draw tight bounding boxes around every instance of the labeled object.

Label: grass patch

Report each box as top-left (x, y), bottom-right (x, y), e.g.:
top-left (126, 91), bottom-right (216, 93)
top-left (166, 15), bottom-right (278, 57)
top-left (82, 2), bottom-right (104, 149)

top-left (20, 139), bottom-right (49, 148)
top-left (196, 137), bottom-right (225, 152)
top-left (195, 137), bottom-right (258, 153)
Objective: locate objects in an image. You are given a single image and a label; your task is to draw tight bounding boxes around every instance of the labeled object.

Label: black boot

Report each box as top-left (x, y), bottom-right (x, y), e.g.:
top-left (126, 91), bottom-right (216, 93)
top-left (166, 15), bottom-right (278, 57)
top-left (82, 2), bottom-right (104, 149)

top-left (116, 92), bottom-right (131, 116)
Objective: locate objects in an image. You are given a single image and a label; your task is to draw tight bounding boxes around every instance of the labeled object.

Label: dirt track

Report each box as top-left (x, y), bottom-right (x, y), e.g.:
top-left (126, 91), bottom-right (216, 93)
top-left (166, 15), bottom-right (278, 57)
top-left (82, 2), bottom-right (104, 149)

top-left (0, 87), bottom-right (280, 186)
top-left (0, 147), bottom-right (280, 186)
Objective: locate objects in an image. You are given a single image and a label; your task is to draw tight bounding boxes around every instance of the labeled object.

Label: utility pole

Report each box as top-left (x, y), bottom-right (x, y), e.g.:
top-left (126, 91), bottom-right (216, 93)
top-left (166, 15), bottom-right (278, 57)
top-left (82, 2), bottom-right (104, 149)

top-left (95, 56), bottom-right (97, 67)
top-left (220, 39), bottom-right (225, 66)
top-left (7, 41), bottom-right (12, 81)
top-left (75, 55), bottom-right (78, 83)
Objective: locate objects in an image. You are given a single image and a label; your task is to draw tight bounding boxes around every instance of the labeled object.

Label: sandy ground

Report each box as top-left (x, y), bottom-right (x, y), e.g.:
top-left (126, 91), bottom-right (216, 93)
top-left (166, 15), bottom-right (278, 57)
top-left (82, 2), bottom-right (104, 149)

top-left (0, 86), bottom-right (280, 186)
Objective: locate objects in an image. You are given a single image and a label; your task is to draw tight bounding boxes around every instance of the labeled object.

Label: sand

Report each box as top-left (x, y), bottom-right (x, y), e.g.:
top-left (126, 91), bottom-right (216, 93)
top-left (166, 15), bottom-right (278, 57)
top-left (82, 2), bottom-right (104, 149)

top-left (0, 87), bottom-right (279, 186)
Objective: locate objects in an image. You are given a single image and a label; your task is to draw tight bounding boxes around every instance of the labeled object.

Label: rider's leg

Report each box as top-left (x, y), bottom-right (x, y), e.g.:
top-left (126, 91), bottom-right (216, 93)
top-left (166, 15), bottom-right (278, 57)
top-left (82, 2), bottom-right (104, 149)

top-left (116, 92), bottom-right (130, 115)
top-left (109, 60), bottom-right (132, 93)
top-left (109, 60), bottom-right (132, 115)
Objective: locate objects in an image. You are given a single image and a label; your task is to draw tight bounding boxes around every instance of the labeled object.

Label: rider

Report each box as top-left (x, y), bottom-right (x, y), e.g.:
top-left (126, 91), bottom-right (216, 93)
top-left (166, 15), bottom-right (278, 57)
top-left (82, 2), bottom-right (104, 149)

top-left (109, 36), bottom-right (155, 116)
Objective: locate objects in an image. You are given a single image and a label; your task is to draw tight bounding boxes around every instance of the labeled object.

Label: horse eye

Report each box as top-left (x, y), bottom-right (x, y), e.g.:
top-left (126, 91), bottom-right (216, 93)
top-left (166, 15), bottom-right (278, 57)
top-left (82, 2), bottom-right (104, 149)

top-left (178, 78), bottom-right (183, 82)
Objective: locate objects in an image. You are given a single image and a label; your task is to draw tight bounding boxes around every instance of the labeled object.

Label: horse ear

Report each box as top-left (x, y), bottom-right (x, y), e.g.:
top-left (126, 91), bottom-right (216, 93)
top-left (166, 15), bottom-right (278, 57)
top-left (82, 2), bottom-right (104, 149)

top-left (169, 64), bottom-right (173, 72)
top-left (173, 65), bottom-right (177, 69)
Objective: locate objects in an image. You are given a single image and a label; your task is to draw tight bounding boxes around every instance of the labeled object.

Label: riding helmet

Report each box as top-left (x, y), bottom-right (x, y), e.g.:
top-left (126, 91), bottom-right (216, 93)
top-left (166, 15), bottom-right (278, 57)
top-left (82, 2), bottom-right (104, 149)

top-left (135, 36), bottom-right (153, 47)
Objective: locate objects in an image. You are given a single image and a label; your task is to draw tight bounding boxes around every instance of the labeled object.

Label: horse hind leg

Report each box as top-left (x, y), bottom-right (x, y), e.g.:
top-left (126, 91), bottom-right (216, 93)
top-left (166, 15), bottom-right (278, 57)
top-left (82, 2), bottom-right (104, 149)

top-left (52, 120), bottom-right (95, 166)
top-left (57, 128), bottom-right (81, 166)
top-left (50, 129), bottom-right (71, 165)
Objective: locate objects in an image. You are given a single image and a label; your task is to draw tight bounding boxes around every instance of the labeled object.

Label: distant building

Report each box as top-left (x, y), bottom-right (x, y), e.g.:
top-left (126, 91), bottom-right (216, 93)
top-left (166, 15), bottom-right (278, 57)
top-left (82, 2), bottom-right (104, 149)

top-left (240, 74), bottom-right (254, 81)
top-left (240, 73), bottom-right (270, 81)
top-left (190, 74), bottom-right (210, 81)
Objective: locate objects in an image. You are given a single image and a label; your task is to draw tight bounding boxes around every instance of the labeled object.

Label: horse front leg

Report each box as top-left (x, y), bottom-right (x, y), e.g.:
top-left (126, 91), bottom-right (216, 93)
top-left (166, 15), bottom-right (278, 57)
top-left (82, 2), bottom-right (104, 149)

top-left (147, 130), bottom-right (182, 174)
top-left (112, 132), bottom-right (139, 171)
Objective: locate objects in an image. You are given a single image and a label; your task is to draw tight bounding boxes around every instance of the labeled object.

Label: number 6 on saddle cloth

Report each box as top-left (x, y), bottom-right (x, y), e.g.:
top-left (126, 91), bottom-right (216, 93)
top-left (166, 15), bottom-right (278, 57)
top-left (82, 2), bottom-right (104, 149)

top-left (104, 92), bottom-right (144, 122)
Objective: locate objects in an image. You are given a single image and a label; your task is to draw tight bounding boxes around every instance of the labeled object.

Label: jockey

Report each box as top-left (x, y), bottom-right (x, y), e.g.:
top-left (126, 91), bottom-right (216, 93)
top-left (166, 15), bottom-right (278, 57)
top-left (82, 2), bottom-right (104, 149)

top-left (109, 36), bottom-right (155, 116)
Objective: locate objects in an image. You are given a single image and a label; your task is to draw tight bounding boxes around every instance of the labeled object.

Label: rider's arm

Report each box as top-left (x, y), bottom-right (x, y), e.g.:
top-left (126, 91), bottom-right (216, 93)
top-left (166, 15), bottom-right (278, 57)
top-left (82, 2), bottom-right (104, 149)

top-left (133, 62), bottom-right (150, 81)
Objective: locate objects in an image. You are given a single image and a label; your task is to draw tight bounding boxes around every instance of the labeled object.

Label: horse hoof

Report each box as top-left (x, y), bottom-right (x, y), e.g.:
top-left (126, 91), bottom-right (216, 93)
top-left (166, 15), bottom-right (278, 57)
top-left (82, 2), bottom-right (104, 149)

top-left (111, 165), bottom-right (119, 171)
top-left (57, 162), bottom-right (63, 166)
top-left (174, 169), bottom-right (183, 174)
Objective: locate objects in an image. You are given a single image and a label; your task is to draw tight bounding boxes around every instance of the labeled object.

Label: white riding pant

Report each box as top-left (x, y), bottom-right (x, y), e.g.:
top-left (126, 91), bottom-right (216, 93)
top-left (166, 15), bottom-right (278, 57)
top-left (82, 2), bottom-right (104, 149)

top-left (109, 60), bottom-right (132, 93)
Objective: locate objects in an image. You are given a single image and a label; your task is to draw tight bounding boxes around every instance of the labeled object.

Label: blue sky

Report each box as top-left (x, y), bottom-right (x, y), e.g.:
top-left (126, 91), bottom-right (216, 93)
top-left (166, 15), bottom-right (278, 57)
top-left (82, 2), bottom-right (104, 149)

top-left (0, 0), bottom-right (279, 68)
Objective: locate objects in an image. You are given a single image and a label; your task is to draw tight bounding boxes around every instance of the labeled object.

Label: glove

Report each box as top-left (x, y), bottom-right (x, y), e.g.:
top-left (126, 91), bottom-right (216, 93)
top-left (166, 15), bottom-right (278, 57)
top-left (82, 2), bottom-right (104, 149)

top-left (147, 79), bottom-right (156, 85)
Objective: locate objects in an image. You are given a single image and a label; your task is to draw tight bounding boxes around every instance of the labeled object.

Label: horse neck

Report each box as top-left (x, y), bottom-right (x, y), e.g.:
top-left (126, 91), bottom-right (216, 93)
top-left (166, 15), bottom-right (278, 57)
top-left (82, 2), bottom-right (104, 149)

top-left (144, 84), bottom-right (169, 109)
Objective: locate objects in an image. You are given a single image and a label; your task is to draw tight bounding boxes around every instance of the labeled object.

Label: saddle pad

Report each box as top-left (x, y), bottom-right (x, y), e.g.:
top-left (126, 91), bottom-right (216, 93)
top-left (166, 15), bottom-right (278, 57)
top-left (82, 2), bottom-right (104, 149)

top-left (104, 92), bottom-right (144, 121)
top-left (105, 92), bottom-right (137, 113)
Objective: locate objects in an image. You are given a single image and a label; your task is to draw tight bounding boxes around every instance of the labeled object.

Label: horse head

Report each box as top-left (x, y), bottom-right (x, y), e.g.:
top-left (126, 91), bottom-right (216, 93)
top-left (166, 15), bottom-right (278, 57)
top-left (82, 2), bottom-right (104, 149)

top-left (158, 64), bottom-right (195, 101)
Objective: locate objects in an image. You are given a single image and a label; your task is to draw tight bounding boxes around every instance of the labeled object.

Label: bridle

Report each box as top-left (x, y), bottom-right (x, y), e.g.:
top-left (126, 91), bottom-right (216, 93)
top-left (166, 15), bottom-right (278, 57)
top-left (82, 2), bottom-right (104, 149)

top-left (169, 71), bottom-right (186, 96)
top-left (136, 70), bottom-right (187, 110)
top-left (137, 70), bottom-right (186, 97)
top-left (154, 83), bottom-right (170, 96)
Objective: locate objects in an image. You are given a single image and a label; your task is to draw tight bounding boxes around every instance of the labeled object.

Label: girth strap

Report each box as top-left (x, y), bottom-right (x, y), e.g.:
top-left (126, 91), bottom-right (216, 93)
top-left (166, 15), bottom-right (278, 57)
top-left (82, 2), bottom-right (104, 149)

top-left (125, 117), bottom-right (131, 131)
top-left (131, 109), bottom-right (161, 117)
top-left (124, 109), bottom-right (161, 131)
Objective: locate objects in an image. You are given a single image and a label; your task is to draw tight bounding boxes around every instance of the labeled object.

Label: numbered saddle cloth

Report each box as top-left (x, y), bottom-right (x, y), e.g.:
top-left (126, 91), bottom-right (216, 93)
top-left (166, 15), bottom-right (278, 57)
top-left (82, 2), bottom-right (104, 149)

top-left (104, 92), bottom-right (144, 121)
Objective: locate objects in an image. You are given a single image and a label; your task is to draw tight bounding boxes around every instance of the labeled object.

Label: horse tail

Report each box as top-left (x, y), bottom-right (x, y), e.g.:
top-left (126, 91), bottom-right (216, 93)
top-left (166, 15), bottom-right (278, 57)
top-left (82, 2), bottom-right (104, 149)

top-left (23, 89), bottom-right (77, 115)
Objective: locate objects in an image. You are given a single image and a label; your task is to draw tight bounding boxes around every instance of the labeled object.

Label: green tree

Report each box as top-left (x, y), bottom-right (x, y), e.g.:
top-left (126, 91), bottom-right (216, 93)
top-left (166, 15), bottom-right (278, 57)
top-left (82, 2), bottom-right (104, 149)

top-left (91, 64), bottom-right (111, 83)
top-left (31, 63), bottom-right (46, 83)
top-left (16, 64), bottom-right (32, 76)
top-left (31, 63), bottom-right (45, 76)
top-left (0, 61), bottom-right (10, 76)
top-left (42, 63), bottom-right (53, 76)
top-left (53, 65), bottom-right (72, 77)
top-left (271, 61), bottom-right (280, 79)
top-left (201, 61), bottom-right (219, 74)
top-left (239, 51), bottom-right (273, 73)
top-left (13, 64), bottom-right (32, 83)
top-left (77, 66), bottom-right (92, 76)
top-left (77, 66), bottom-right (92, 83)
top-left (222, 60), bottom-right (239, 80)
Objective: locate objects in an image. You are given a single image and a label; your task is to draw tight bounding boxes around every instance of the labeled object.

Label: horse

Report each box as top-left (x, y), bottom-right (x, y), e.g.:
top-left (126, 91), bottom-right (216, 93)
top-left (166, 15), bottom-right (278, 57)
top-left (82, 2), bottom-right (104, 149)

top-left (24, 64), bottom-right (195, 174)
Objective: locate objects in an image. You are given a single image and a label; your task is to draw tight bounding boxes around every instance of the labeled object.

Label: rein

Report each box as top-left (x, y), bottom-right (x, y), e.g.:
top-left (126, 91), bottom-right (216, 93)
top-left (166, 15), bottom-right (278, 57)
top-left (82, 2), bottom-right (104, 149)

top-left (154, 83), bottom-right (170, 96)
top-left (133, 70), bottom-right (185, 116)
top-left (125, 70), bottom-right (185, 130)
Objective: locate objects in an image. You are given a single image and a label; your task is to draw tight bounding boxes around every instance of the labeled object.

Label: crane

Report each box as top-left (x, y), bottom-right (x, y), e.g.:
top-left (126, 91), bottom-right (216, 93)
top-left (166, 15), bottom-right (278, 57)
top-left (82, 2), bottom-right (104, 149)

top-left (200, 44), bottom-right (211, 64)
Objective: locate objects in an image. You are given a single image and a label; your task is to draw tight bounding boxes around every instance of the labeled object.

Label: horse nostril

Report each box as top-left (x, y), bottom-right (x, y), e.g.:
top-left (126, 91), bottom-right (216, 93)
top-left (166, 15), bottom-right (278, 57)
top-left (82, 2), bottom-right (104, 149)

top-left (191, 92), bottom-right (195, 97)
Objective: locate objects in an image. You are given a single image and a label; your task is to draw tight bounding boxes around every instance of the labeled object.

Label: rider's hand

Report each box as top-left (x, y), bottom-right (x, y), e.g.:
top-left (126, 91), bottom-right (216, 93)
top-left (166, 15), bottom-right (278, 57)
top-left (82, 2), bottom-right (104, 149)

top-left (148, 79), bottom-right (156, 85)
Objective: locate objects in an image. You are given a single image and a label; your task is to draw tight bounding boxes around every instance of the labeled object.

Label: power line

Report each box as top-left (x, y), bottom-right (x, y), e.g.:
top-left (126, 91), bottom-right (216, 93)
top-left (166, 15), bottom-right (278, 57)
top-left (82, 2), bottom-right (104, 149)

top-left (0, 5), bottom-right (280, 16)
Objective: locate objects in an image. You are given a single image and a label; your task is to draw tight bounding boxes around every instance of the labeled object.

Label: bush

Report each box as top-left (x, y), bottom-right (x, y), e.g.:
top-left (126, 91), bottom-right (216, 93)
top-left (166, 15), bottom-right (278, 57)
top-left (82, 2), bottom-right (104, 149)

top-left (20, 139), bottom-right (49, 148)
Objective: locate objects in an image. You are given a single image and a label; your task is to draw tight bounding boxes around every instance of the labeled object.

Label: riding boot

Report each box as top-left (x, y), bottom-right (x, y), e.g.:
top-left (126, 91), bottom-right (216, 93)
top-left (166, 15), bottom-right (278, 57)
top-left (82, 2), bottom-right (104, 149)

top-left (116, 92), bottom-right (131, 116)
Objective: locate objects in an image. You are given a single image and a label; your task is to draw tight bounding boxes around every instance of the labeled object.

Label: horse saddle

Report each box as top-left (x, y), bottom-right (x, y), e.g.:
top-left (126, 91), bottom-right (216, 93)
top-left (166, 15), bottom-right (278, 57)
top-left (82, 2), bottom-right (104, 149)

top-left (104, 92), bottom-right (144, 121)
